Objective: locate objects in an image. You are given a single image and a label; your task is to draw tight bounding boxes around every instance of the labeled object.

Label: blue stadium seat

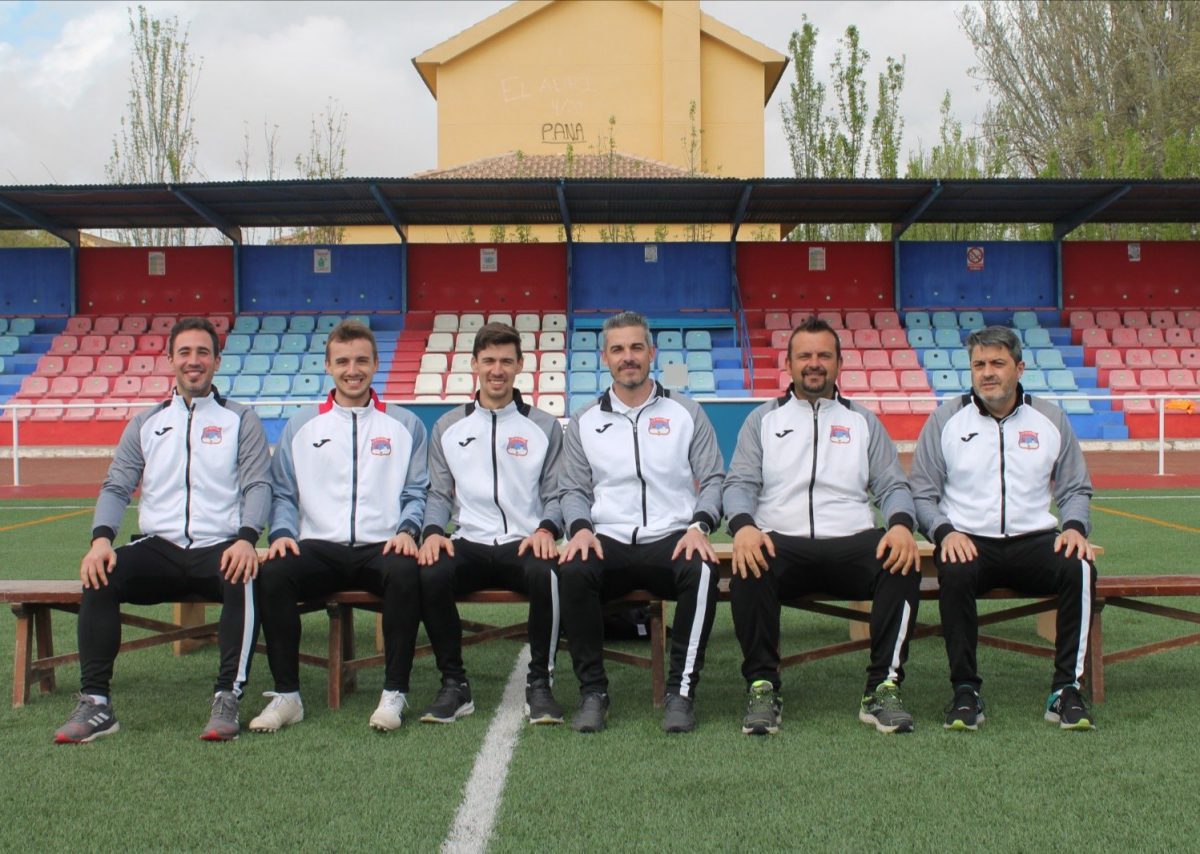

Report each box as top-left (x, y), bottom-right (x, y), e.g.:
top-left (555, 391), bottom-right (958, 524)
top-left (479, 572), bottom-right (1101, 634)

top-left (569, 394), bottom-right (595, 415)
top-left (232, 316), bottom-right (259, 335)
top-left (1034, 349), bottom-right (1065, 370)
top-left (569, 372), bottom-right (598, 394)
top-left (309, 333), bottom-right (329, 353)
top-left (931, 370), bottom-right (960, 392)
top-left (0, 319), bottom-right (7, 334)
top-left (905, 311), bottom-right (931, 329)
top-left (571, 331), bottom-right (597, 351)
top-left (656, 331), bottom-right (683, 350)
top-left (223, 334), bottom-right (250, 355)
top-left (0, 336), bottom-right (18, 356)
top-left (931, 311), bottom-right (958, 329)
top-left (231, 375), bottom-right (261, 397)
top-left (950, 349), bottom-right (971, 370)
top-left (907, 329), bottom-right (935, 349)
top-left (958, 311), bottom-right (984, 331)
top-left (656, 351), bottom-right (684, 369)
top-left (301, 354), bottom-right (324, 374)
top-left (321, 376), bottom-right (335, 394)
top-left (1048, 369), bottom-right (1078, 391)
top-left (685, 351), bottom-right (713, 372)
top-left (1023, 328), bottom-right (1051, 348)
top-left (212, 375), bottom-right (232, 396)
top-left (262, 375), bottom-right (291, 397)
top-left (241, 354), bottom-right (270, 375)
top-left (1012, 310), bottom-right (1039, 329)
top-left (345, 315), bottom-right (370, 328)
top-left (922, 349), bottom-right (951, 369)
top-left (688, 371), bottom-right (716, 393)
top-left (259, 316), bottom-right (287, 335)
top-left (933, 328), bottom-right (962, 348)
top-left (684, 330), bottom-right (712, 351)
top-left (258, 404), bottom-right (283, 419)
top-left (9, 318), bottom-right (35, 336)
top-left (960, 369), bottom-right (973, 388)
top-left (570, 352), bottom-right (597, 373)
top-left (316, 315), bottom-right (341, 333)
top-left (279, 333), bottom-right (307, 354)
top-left (292, 374), bottom-right (321, 396)
top-left (1022, 369), bottom-right (1048, 392)
top-left (1060, 398), bottom-right (1093, 415)
top-left (251, 334), bottom-right (279, 353)
top-left (288, 316), bottom-right (316, 334)
top-left (216, 355), bottom-right (241, 376)
top-left (272, 354), bottom-right (300, 374)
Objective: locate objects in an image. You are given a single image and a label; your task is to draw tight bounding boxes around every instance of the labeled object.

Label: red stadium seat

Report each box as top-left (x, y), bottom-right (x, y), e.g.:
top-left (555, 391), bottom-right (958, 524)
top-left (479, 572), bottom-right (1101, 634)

top-left (64, 355), bottom-right (94, 376)
top-left (910, 397), bottom-right (938, 414)
top-left (845, 311), bottom-right (872, 330)
top-left (880, 395), bottom-right (910, 414)
top-left (790, 311), bottom-right (813, 327)
top-left (1094, 349), bottom-right (1123, 368)
top-left (869, 370), bottom-right (900, 391)
top-left (1111, 328), bottom-right (1138, 348)
top-left (64, 398), bottom-right (97, 421)
top-left (17, 376), bottom-right (49, 397)
top-left (98, 398), bottom-right (131, 421)
top-left (1137, 327), bottom-right (1165, 347)
top-left (110, 335), bottom-right (136, 355)
top-left (1123, 310), bottom-right (1149, 328)
top-left (78, 335), bottom-right (107, 356)
top-left (1108, 369), bottom-right (1138, 392)
top-left (127, 355), bottom-right (154, 375)
top-left (853, 329), bottom-right (881, 349)
top-left (1122, 398), bottom-right (1155, 414)
top-left (1177, 310), bottom-right (1199, 329)
top-left (31, 400), bottom-right (65, 421)
top-left (900, 369), bottom-right (931, 391)
top-left (1195, 328), bottom-right (1200, 345)
top-left (92, 317), bottom-right (120, 335)
top-left (891, 349), bottom-right (919, 370)
top-left (1165, 327), bottom-right (1191, 346)
top-left (1151, 349), bottom-right (1181, 368)
top-left (873, 311), bottom-right (900, 330)
top-left (1067, 310), bottom-right (1095, 328)
top-left (777, 371), bottom-right (791, 391)
top-left (1150, 310), bottom-right (1176, 329)
top-left (1140, 369), bottom-right (1170, 392)
top-left (1168, 369), bottom-right (1198, 391)
top-left (862, 350), bottom-right (890, 370)
top-left (879, 328), bottom-right (907, 349)
top-left (1125, 349), bottom-right (1152, 369)
top-left (1081, 328), bottom-right (1109, 348)
top-left (836, 329), bottom-right (853, 350)
top-left (817, 310), bottom-right (843, 328)
top-left (1182, 349), bottom-right (1200, 368)
top-left (150, 316), bottom-right (177, 334)
top-left (49, 376), bottom-right (80, 397)
top-left (208, 316), bottom-right (231, 335)
top-left (48, 335), bottom-right (79, 356)
top-left (137, 334), bottom-right (166, 355)
top-left (839, 370), bottom-right (869, 393)
top-left (1094, 310), bottom-right (1121, 329)
top-left (64, 317), bottom-right (92, 335)
top-left (769, 329), bottom-right (790, 350)
top-left (764, 311), bottom-right (790, 331)
top-left (153, 355), bottom-right (173, 375)
top-left (113, 376), bottom-right (142, 396)
top-left (141, 376), bottom-right (170, 397)
top-left (80, 376), bottom-right (110, 397)
top-left (120, 316), bottom-right (149, 335)
top-left (35, 355), bottom-right (65, 376)
top-left (96, 355), bottom-right (124, 375)
top-left (840, 350), bottom-right (863, 369)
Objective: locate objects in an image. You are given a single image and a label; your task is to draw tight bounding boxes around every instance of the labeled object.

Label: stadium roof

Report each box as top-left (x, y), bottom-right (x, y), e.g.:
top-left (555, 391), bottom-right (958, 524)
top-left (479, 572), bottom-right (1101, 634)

top-left (1, 178), bottom-right (1198, 245)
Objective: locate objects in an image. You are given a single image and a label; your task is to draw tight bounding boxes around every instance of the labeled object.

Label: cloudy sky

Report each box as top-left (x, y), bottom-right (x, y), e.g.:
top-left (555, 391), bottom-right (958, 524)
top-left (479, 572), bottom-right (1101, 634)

top-left (0, 0), bottom-right (989, 186)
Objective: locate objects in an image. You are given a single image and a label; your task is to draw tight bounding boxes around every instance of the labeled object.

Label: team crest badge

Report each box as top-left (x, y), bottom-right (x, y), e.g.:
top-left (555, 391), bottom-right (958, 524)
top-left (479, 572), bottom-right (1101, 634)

top-left (507, 436), bottom-right (529, 456)
top-left (201, 426), bottom-right (222, 444)
top-left (829, 425), bottom-right (851, 444)
top-left (1018, 431), bottom-right (1039, 450)
top-left (648, 417), bottom-right (670, 436)
top-left (370, 436), bottom-right (392, 456)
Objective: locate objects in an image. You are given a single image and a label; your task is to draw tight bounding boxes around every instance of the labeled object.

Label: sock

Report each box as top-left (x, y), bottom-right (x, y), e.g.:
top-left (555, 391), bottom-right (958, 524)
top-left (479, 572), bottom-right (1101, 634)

top-left (88, 694), bottom-right (109, 706)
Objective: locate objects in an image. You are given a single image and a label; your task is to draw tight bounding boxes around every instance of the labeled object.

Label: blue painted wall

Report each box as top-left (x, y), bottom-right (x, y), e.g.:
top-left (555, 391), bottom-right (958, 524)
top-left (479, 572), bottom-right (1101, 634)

top-left (573, 243), bottom-right (732, 311)
top-left (898, 241), bottom-right (1057, 308)
top-left (0, 249), bottom-right (72, 314)
top-left (239, 245), bottom-right (403, 313)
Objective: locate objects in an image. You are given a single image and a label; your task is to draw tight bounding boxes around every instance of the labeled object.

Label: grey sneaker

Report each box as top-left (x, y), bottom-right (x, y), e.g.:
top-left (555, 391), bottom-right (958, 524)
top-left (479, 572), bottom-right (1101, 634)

top-left (944, 684), bottom-right (985, 731)
top-left (662, 693), bottom-right (696, 733)
top-left (54, 693), bottom-right (119, 744)
top-left (859, 680), bottom-right (914, 733)
top-left (200, 690), bottom-right (240, 741)
top-left (741, 680), bottom-right (782, 735)
top-left (1045, 685), bottom-right (1095, 731)
top-left (525, 683), bottom-right (564, 725)
top-left (571, 692), bottom-right (610, 733)
top-left (420, 679), bottom-right (475, 724)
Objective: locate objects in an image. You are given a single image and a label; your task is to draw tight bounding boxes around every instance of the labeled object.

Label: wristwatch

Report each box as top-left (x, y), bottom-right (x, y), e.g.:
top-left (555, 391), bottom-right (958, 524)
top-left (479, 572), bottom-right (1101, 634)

top-left (688, 520), bottom-right (712, 536)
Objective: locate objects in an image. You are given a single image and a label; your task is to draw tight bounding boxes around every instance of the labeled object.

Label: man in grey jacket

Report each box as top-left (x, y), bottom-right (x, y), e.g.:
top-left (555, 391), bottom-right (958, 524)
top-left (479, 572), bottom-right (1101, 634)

top-left (559, 311), bottom-right (725, 734)
top-left (724, 316), bottom-right (920, 735)
top-left (910, 325), bottom-right (1097, 732)
top-left (56, 317), bottom-right (271, 744)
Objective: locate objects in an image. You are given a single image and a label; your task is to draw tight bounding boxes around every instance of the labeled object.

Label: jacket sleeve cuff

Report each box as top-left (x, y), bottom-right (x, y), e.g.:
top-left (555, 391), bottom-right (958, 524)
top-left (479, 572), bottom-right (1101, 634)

top-left (886, 513), bottom-right (915, 532)
top-left (422, 524), bottom-right (446, 539)
top-left (236, 526), bottom-right (260, 545)
top-left (398, 522), bottom-right (421, 539)
top-left (92, 526), bottom-right (116, 544)
top-left (689, 511), bottom-right (717, 531)
top-left (569, 519), bottom-right (594, 537)
top-left (727, 513), bottom-right (757, 535)
top-left (268, 529), bottom-right (296, 545)
top-left (537, 519), bottom-right (562, 540)
top-left (932, 523), bottom-right (957, 547)
top-left (1062, 520), bottom-right (1087, 536)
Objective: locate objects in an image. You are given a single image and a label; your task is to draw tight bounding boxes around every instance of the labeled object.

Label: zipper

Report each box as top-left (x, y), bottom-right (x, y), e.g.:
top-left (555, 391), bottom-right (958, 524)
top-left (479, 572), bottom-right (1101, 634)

top-left (490, 409), bottom-right (508, 534)
top-left (807, 401), bottom-right (819, 538)
top-left (350, 411), bottom-right (359, 546)
top-left (183, 402), bottom-right (195, 547)
top-left (997, 418), bottom-right (1007, 534)
top-left (630, 410), bottom-right (648, 529)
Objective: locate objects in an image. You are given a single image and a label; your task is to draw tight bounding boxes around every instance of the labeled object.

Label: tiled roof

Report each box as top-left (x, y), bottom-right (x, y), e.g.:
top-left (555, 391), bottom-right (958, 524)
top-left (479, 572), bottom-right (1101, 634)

top-left (412, 151), bottom-right (715, 180)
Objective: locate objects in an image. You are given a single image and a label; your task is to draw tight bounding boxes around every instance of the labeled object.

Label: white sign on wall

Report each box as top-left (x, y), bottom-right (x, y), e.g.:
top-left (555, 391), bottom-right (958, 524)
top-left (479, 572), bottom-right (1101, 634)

top-left (314, 248), bottom-right (332, 274)
top-left (148, 251), bottom-right (166, 276)
top-left (481, 248), bottom-right (498, 272)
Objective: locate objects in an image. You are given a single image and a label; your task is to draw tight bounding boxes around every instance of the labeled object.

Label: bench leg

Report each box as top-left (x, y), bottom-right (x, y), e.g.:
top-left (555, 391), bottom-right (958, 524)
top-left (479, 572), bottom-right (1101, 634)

top-left (173, 603), bottom-right (208, 655)
top-left (650, 600), bottom-right (666, 709)
top-left (341, 607), bottom-right (358, 697)
top-left (12, 605), bottom-right (33, 708)
top-left (327, 604), bottom-right (345, 710)
top-left (1036, 608), bottom-right (1058, 644)
top-left (1087, 603), bottom-right (1105, 703)
top-left (34, 607), bottom-right (56, 694)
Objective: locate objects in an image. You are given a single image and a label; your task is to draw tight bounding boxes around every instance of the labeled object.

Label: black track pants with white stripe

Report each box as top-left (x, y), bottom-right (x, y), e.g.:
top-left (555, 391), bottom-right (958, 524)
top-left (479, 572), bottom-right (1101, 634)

top-left (936, 530), bottom-right (1096, 692)
top-left (420, 539), bottom-right (561, 686)
top-left (78, 535), bottom-right (258, 696)
top-left (730, 529), bottom-right (921, 694)
top-left (559, 533), bottom-right (718, 699)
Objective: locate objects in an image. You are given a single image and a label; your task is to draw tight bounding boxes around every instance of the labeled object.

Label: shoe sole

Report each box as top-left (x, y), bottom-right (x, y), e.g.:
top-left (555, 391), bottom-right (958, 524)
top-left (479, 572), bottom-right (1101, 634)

top-left (571, 722), bottom-right (606, 733)
top-left (420, 701), bottom-right (475, 724)
top-left (54, 721), bottom-right (120, 744)
top-left (369, 720), bottom-right (402, 732)
top-left (1044, 711), bottom-right (1096, 730)
top-left (943, 718), bottom-right (981, 731)
top-left (524, 704), bottom-right (564, 725)
top-left (663, 722), bottom-right (696, 733)
top-left (742, 723), bottom-right (779, 735)
top-left (859, 710), bottom-right (914, 734)
top-left (248, 716), bottom-right (302, 733)
top-left (199, 729), bottom-right (238, 741)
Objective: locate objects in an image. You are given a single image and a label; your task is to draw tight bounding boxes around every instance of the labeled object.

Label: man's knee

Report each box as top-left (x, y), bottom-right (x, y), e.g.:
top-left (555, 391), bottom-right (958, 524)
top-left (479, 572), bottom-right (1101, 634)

top-left (523, 557), bottom-right (557, 589)
top-left (420, 555), bottom-right (457, 598)
top-left (381, 556), bottom-right (420, 596)
top-left (558, 558), bottom-right (602, 596)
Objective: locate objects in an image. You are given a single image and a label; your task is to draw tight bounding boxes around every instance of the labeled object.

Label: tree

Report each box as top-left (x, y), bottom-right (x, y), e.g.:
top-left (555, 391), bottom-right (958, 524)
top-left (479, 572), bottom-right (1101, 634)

top-left (237, 121), bottom-right (283, 244)
top-left (293, 97), bottom-right (349, 245)
top-left (105, 5), bottom-right (201, 247)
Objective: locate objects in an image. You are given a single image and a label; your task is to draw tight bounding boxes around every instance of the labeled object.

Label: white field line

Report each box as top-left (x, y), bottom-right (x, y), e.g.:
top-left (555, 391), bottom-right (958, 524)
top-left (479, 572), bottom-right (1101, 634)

top-left (441, 645), bottom-right (530, 854)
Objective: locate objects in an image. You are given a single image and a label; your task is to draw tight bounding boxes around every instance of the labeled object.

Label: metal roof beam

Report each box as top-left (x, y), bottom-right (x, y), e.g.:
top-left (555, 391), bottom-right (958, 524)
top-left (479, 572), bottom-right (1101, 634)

top-left (1052, 185), bottom-right (1131, 240)
top-left (730, 183), bottom-right (753, 240)
top-left (369, 183), bottom-right (407, 242)
top-left (556, 182), bottom-right (572, 242)
top-left (0, 194), bottom-right (80, 246)
top-left (890, 181), bottom-right (942, 240)
top-left (169, 186), bottom-right (242, 244)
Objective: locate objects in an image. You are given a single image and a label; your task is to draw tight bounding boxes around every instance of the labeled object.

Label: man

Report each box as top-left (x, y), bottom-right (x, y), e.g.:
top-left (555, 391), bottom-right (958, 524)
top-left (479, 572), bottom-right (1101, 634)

top-left (418, 322), bottom-right (565, 725)
top-left (56, 317), bottom-right (270, 743)
top-left (249, 320), bottom-right (428, 733)
top-left (910, 325), bottom-right (1097, 731)
top-left (558, 311), bottom-right (724, 734)
top-left (724, 316), bottom-right (920, 736)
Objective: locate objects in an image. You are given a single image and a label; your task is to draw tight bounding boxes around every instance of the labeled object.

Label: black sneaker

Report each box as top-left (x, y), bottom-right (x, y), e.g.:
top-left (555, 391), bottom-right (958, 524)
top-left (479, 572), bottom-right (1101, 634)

top-left (741, 679), bottom-right (782, 735)
top-left (571, 692), bottom-right (610, 733)
top-left (525, 682), bottom-right (564, 725)
top-left (420, 679), bottom-right (475, 724)
top-left (200, 690), bottom-right (241, 741)
top-left (55, 693), bottom-right (119, 744)
top-left (944, 684), bottom-right (985, 731)
top-left (662, 693), bottom-right (696, 733)
top-left (859, 680), bottom-right (915, 734)
top-left (1045, 685), bottom-right (1095, 731)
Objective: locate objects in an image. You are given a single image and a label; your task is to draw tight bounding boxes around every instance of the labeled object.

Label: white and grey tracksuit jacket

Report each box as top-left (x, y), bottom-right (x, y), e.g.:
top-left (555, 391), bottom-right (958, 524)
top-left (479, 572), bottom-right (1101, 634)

top-left (723, 388), bottom-right (916, 537)
top-left (909, 388), bottom-right (1093, 544)
top-left (561, 382), bottom-right (724, 544)
top-left (423, 390), bottom-right (564, 543)
top-left (269, 390), bottom-right (428, 545)
top-left (92, 390), bottom-right (272, 547)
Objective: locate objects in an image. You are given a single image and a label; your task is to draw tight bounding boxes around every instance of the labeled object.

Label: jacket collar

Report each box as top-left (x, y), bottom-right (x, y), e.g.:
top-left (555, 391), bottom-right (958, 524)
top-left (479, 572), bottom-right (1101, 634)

top-left (318, 388), bottom-right (387, 415)
top-left (600, 380), bottom-right (665, 413)
top-left (465, 387), bottom-right (531, 418)
top-left (969, 383), bottom-right (1028, 420)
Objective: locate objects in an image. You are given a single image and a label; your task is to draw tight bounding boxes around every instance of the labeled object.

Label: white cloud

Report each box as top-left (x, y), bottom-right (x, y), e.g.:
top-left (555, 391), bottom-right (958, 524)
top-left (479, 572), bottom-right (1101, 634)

top-left (30, 4), bottom-right (127, 108)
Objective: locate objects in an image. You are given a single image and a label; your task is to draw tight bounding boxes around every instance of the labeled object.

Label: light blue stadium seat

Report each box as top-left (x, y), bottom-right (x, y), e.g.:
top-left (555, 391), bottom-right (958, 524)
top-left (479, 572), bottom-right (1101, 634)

top-left (688, 371), bottom-right (716, 393)
top-left (281, 404), bottom-right (305, 418)
top-left (321, 376), bottom-right (336, 394)
top-left (570, 352), bottom-right (597, 373)
top-left (950, 349), bottom-right (971, 370)
top-left (958, 311), bottom-right (984, 330)
top-left (1034, 349), bottom-right (1065, 370)
top-left (656, 331), bottom-right (683, 350)
top-left (1023, 328), bottom-right (1051, 348)
top-left (1022, 369), bottom-right (1048, 392)
top-left (570, 372), bottom-right (598, 394)
top-left (0, 336), bottom-right (21, 356)
top-left (571, 331), bottom-right (597, 351)
top-left (0, 356), bottom-right (5, 372)
top-left (242, 354), bottom-right (271, 375)
top-left (258, 404), bottom-right (283, 419)
top-left (231, 375), bottom-right (261, 397)
top-left (345, 315), bottom-right (370, 328)
top-left (262, 375), bottom-right (291, 397)
top-left (1012, 310), bottom-right (1039, 329)
top-left (251, 334), bottom-right (279, 353)
top-left (1048, 369), bottom-right (1078, 391)
top-left (9, 318), bottom-right (34, 336)
top-left (960, 369), bottom-right (973, 388)
top-left (289, 316), bottom-right (316, 334)
top-left (684, 330), bottom-right (712, 351)
top-left (686, 351), bottom-right (713, 372)
top-left (317, 315), bottom-right (341, 332)
top-left (293, 374), bottom-right (321, 396)
top-left (933, 328), bottom-right (962, 348)
top-left (0, 319), bottom-right (7, 334)
top-left (569, 394), bottom-right (595, 415)
top-left (931, 311), bottom-right (958, 329)
top-left (272, 354), bottom-right (300, 374)
top-left (212, 375), bottom-right (232, 396)
top-left (656, 350), bottom-right (684, 369)
top-left (907, 329), bottom-right (934, 349)
top-left (922, 349), bottom-right (951, 369)
top-left (260, 316), bottom-right (287, 335)
top-left (1060, 398), bottom-right (1093, 415)
top-left (217, 355), bottom-right (241, 376)
top-left (301, 354), bottom-right (324, 374)
top-left (931, 370), bottom-right (960, 392)
top-left (279, 333), bottom-right (307, 354)
top-left (1023, 350), bottom-right (1039, 368)
top-left (905, 311), bottom-right (931, 329)
top-left (232, 316), bottom-right (259, 335)
top-left (222, 334), bottom-right (250, 355)
top-left (309, 333), bottom-right (329, 353)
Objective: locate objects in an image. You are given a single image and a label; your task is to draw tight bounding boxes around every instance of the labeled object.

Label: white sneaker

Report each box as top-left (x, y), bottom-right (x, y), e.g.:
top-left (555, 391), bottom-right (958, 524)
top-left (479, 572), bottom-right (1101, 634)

top-left (248, 692), bottom-right (304, 733)
top-left (369, 690), bottom-right (408, 732)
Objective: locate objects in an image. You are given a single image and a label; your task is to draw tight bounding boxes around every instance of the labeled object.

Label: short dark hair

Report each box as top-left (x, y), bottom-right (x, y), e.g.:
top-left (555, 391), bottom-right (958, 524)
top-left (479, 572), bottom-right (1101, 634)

top-left (601, 310), bottom-right (654, 349)
top-left (168, 317), bottom-right (220, 356)
top-left (326, 319), bottom-right (377, 361)
top-left (787, 316), bottom-right (842, 361)
top-left (966, 325), bottom-right (1023, 364)
top-left (472, 322), bottom-right (523, 359)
